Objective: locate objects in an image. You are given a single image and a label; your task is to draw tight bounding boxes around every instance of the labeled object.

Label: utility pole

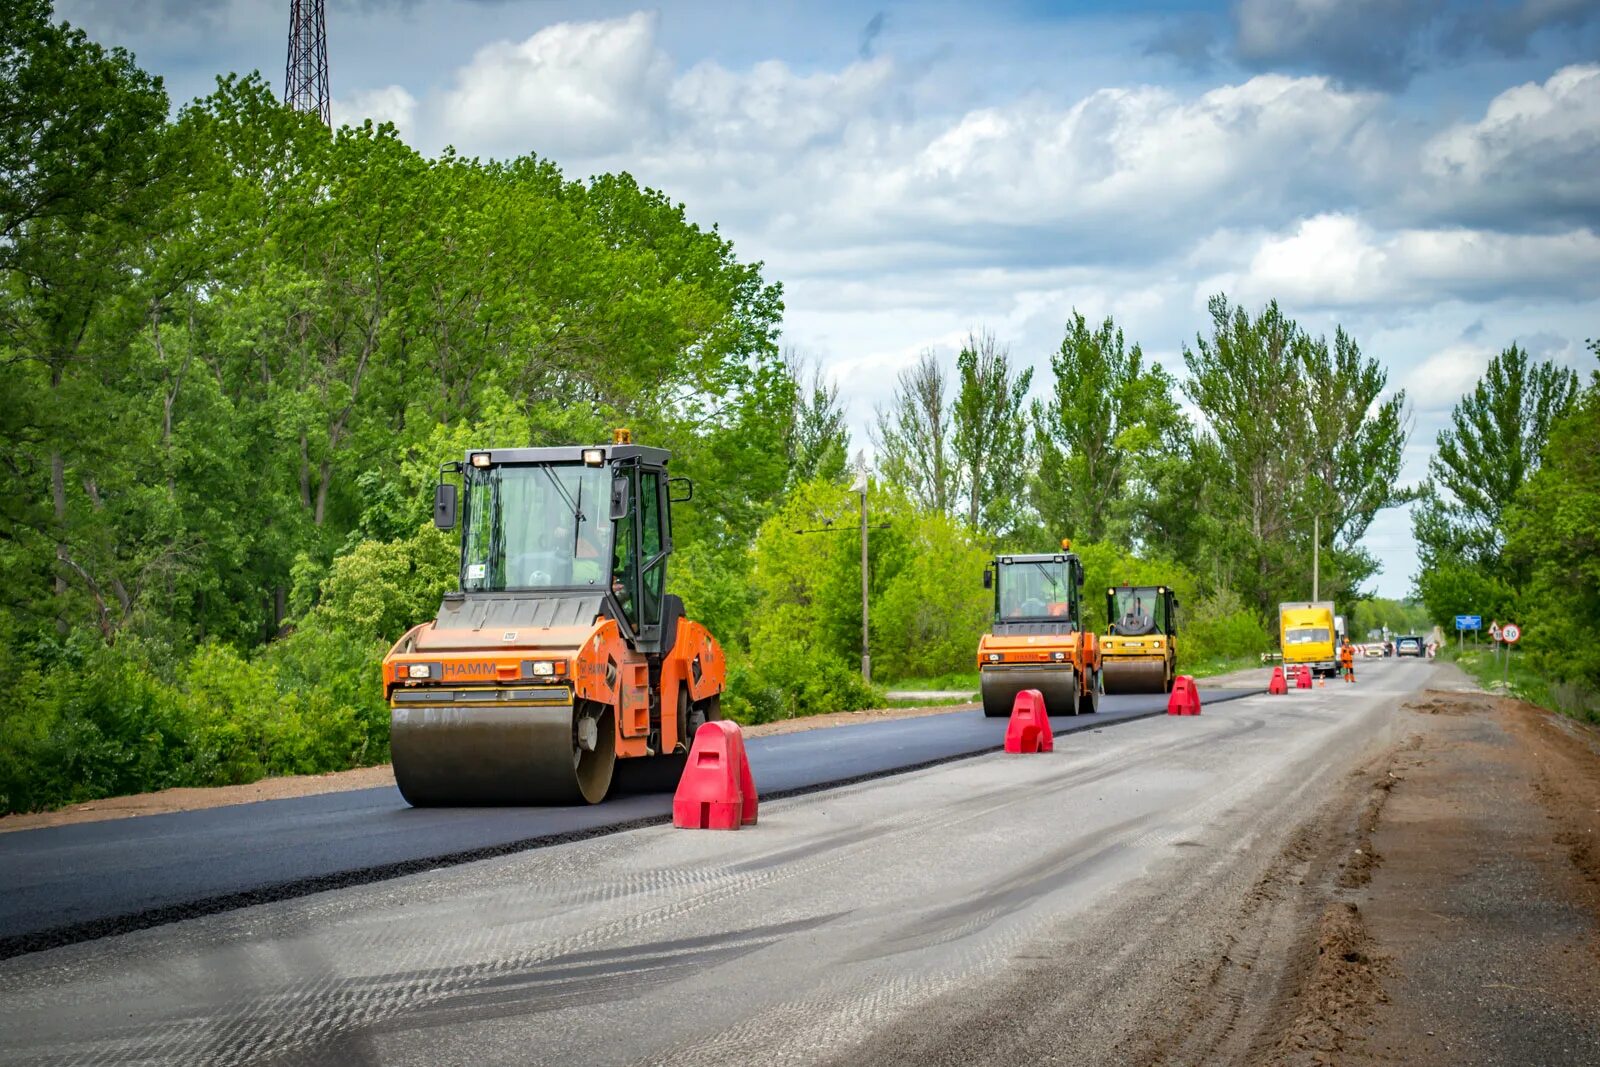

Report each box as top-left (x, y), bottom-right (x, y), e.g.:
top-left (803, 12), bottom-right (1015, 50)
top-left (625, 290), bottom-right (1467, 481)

top-left (285, 0), bottom-right (331, 127)
top-left (852, 454), bottom-right (871, 683)
top-left (1312, 513), bottom-right (1320, 602)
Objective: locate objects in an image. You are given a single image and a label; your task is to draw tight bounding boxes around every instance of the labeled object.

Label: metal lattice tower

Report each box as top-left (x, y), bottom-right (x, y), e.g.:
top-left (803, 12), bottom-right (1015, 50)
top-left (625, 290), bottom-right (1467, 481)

top-left (284, 0), bottom-right (330, 127)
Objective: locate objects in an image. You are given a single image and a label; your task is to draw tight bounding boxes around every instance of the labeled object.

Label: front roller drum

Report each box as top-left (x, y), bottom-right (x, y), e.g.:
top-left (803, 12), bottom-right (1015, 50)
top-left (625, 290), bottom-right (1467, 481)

top-left (981, 666), bottom-right (1079, 718)
top-left (1101, 658), bottom-right (1170, 695)
top-left (391, 703), bottom-right (615, 806)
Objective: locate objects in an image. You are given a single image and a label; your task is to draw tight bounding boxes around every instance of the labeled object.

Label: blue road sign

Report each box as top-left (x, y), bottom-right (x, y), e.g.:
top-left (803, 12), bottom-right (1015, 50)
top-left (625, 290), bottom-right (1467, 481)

top-left (1455, 614), bottom-right (1482, 631)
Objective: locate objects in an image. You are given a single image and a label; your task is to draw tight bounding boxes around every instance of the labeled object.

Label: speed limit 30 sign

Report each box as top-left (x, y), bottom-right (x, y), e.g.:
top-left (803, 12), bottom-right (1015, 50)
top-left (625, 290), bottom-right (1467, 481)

top-left (1501, 623), bottom-right (1522, 644)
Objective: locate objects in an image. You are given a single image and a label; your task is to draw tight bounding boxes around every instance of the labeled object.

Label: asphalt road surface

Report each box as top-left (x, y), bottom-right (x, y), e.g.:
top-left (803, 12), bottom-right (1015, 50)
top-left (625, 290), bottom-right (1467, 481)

top-left (0, 688), bottom-right (1251, 955)
top-left (0, 663), bottom-right (1434, 1067)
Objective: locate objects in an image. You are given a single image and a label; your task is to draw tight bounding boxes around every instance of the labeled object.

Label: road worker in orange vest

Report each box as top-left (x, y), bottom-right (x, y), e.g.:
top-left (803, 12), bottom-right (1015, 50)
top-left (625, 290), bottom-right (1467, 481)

top-left (1339, 637), bottom-right (1357, 684)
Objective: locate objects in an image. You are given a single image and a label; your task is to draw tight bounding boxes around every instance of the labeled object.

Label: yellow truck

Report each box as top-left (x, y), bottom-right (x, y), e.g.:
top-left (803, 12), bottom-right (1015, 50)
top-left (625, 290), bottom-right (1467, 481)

top-left (1279, 600), bottom-right (1337, 678)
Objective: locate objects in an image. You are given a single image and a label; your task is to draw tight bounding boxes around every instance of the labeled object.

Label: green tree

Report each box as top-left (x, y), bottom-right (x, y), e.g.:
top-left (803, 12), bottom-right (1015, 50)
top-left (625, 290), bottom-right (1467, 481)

top-left (1032, 311), bottom-right (1180, 546)
top-left (1413, 343), bottom-right (1578, 572)
top-left (1182, 295), bottom-right (1408, 613)
top-left (952, 329), bottom-right (1033, 536)
top-left (1502, 348), bottom-right (1600, 694)
top-left (782, 351), bottom-right (850, 486)
top-left (873, 351), bottom-right (956, 515)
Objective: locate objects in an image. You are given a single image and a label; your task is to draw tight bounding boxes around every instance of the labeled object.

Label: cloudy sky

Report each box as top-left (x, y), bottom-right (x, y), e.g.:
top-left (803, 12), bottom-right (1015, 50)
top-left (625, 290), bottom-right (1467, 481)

top-left (58, 0), bottom-right (1600, 597)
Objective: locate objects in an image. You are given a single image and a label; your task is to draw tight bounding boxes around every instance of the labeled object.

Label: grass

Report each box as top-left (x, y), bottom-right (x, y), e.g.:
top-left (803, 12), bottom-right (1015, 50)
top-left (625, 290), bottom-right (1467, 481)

top-left (1446, 646), bottom-right (1600, 726)
top-left (1181, 655), bottom-right (1262, 681)
top-left (880, 670), bottom-right (981, 693)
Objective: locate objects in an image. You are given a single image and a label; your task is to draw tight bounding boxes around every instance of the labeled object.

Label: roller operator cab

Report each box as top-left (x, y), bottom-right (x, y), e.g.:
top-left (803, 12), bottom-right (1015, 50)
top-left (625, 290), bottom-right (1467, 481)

top-left (382, 432), bottom-right (727, 806)
top-left (976, 546), bottom-right (1101, 718)
top-left (1101, 585), bottom-right (1179, 694)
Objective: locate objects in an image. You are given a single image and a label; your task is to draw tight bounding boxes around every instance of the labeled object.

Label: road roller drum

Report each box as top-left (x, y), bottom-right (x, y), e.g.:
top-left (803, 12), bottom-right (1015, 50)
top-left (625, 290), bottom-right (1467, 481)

top-left (980, 665), bottom-right (1078, 718)
top-left (1100, 658), bottom-right (1169, 694)
top-left (391, 702), bottom-right (615, 806)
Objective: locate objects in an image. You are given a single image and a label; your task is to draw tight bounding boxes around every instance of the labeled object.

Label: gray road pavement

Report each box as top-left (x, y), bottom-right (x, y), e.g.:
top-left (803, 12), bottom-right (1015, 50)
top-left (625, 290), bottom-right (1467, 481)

top-left (0, 661), bottom-right (1434, 1067)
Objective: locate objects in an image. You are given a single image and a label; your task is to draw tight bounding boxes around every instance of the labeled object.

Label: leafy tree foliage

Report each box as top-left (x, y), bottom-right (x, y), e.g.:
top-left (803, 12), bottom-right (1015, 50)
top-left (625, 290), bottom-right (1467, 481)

top-left (1413, 343), bottom-right (1578, 575)
top-left (951, 330), bottom-right (1033, 536)
top-left (873, 351), bottom-right (957, 516)
top-left (0, 5), bottom-right (792, 811)
top-left (1501, 350), bottom-right (1600, 702)
top-left (1031, 311), bottom-right (1181, 546)
top-left (1181, 296), bottom-right (1409, 613)
top-left (782, 351), bottom-right (850, 486)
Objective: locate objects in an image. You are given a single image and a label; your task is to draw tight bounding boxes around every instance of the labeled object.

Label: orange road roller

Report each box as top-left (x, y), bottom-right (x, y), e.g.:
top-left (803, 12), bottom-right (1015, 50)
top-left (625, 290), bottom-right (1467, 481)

top-left (382, 430), bottom-right (726, 806)
top-left (976, 542), bottom-right (1100, 718)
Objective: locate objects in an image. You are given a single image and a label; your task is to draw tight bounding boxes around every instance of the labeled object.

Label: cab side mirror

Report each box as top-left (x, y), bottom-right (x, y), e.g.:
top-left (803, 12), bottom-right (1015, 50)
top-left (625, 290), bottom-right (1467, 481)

top-left (433, 483), bottom-right (457, 530)
top-left (609, 476), bottom-right (631, 521)
top-left (668, 476), bottom-right (693, 503)
top-left (982, 568), bottom-right (992, 589)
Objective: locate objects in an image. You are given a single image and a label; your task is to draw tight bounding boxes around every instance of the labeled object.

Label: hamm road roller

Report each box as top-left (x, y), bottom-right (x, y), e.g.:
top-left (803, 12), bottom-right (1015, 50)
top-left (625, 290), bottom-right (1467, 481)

top-left (1100, 584), bottom-right (1178, 694)
top-left (382, 431), bottom-right (726, 806)
top-left (976, 542), bottom-right (1100, 718)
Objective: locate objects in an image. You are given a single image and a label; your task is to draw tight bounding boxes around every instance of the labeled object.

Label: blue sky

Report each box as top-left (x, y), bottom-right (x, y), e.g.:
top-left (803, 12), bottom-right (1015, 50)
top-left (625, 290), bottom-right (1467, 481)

top-left (57, 0), bottom-right (1600, 598)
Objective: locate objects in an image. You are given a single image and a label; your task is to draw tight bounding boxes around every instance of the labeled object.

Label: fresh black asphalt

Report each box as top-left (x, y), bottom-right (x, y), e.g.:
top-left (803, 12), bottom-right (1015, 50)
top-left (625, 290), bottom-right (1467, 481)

top-left (0, 689), bottom-right (1254, 957)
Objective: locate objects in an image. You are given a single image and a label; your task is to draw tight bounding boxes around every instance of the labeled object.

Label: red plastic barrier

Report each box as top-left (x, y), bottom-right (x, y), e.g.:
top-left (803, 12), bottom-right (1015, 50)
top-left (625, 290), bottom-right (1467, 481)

top-left (1167, 675), bottom-right (1201, 715)
top-left (1295, 665), bottom-right (1312, 689)
top-left (673, 720), bottom-right (758, 830)
top-left (1004, 688), bottom-right (1054, 753)
top-left (1268, 666), bottom-right (1288, 695)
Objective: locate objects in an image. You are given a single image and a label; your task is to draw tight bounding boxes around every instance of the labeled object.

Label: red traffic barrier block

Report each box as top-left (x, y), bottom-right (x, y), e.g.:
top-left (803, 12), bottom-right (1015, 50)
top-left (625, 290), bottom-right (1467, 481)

top-left (1295, 666), bottom-right (1312, 689)
top-left (1268, 666), bottom-right (1288, 695)
top-left (673, 720), bottom-right (758, 830)
top-left (1004, 688), bottom-right (1054, 753)
top-left (1167, 675), bottom-right (1201, 715)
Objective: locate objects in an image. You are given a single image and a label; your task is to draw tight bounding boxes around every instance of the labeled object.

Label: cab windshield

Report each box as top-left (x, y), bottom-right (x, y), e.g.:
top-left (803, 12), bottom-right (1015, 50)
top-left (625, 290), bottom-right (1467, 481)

top-left (460, 463), bottom-right (614, 591)
top-left (1111, 587), bottom-right (1165, 636)
top-left (1285, 627), bottom-right (1331, 645)
top-left (997, 559), bottom-right (1074, 622)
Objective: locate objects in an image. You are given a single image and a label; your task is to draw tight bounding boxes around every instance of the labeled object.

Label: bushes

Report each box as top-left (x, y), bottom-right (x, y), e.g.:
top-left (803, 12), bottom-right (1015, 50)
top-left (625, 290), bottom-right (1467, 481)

top-left (871, 513), bottom-right (991, 680)
top-left (0, 526), bottom-right (431, 814)
top-left (1183, 588), bottom-right (1273, 662)
top-left (0, 625), bottom-right (392, 815)
top-left (721, 645), bottom-right (881, 725)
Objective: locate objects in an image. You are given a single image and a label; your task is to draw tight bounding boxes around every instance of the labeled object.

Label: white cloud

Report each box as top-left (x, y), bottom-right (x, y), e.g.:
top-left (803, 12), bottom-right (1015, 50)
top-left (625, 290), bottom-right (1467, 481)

top-left (332, 85), bottom-right (418, 139)
top-left (435, 12), bottom-right (672, 157)
top-left (1419, 63), bottom-right (1600, 227)
top-left (1400, 343), bottom-right (1499, 413)
top-left (1201, 213), bottom-right (1600, 308)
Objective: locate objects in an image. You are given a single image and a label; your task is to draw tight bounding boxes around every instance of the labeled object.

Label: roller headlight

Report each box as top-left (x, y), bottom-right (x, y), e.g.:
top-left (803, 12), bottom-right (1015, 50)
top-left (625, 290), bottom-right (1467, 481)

top-left (406, 664), bottom-right (434, 679)
top-left (530, 661), bottom-right (555, 677)
top-left (1052, 651), bottom-right (1065, 662)
top-left (987, 652), bottom-right (1001, 663)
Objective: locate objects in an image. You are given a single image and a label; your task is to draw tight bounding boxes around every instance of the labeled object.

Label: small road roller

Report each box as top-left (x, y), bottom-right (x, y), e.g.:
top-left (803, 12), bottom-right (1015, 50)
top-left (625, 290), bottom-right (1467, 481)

top-left (1101, 584), bottom-right (1178, 694)
top-left (382, 431), bottom-right (726, 806)
top-left (976, 542), bottom-right (1100, 718)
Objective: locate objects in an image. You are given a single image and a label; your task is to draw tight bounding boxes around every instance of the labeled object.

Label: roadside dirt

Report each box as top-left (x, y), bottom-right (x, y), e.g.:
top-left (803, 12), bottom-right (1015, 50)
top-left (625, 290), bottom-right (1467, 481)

top-left (1246, 677), bottom-right (1600, 1066)
top-left (0, 700), bottom-right (978, 833)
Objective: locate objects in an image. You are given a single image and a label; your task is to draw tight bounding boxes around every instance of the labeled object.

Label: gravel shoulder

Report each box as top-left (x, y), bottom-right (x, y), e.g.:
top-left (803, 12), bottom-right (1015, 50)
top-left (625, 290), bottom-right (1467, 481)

top-left (1244, 665), bottom-right (1600, 1066)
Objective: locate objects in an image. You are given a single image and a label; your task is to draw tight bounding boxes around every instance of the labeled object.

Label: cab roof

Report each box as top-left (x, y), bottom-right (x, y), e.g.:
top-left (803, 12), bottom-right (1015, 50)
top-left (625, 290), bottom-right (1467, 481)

top-left (462, 445), bottom-right (671, 467)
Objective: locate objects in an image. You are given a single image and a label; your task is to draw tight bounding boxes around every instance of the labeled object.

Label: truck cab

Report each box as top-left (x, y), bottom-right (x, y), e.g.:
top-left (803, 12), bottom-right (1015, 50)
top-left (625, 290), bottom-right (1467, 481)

top-left (1279, 601), bottom-right (1338, 677)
